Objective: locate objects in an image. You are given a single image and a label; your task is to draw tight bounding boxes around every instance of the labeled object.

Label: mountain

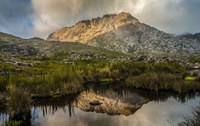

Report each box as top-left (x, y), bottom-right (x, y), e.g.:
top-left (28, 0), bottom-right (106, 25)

top-left (47, 12), bottom-right (200, 54)
top-left (47, 12), bottom-right (139, 44)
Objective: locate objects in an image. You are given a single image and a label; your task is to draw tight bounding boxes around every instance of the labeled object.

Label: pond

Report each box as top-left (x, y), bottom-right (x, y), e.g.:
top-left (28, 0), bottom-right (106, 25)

top-left (1, 83), bottom-right (200, 126)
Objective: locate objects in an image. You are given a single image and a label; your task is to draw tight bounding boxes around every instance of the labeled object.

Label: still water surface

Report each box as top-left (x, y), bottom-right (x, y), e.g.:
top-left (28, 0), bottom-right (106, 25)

top-left (31, 97), bottom-right (200, 126)
top-left (1, 85), bottom-right (200, 126)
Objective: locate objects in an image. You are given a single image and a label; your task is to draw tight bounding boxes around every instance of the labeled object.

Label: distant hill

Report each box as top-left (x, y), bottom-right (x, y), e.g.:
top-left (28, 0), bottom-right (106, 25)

top-left (0, 32), bottom-right (129, 62)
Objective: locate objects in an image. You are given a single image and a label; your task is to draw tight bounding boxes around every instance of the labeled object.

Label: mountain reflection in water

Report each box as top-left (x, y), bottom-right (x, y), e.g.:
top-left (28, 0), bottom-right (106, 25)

top-left (1, 84), bottom-right (200, 126)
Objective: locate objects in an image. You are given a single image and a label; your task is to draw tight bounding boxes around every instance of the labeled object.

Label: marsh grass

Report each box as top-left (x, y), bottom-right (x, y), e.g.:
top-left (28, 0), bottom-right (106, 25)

top-left (6, 85), bottom-right (31, 115)
top-left (185, 76), bottom-right (197, 81)
top-left (0, 61), bottom-right (196, 97)
top-left (125, 72), bottom-right (200, 93)
top-left (0, 85), bottom-right (32, 126)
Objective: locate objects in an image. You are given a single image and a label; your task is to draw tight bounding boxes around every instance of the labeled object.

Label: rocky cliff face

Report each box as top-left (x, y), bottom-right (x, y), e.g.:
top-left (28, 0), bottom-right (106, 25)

top-left (47, 12), bottom-right (200, 55)
top-left (47, 12), bottom-right (139, 43)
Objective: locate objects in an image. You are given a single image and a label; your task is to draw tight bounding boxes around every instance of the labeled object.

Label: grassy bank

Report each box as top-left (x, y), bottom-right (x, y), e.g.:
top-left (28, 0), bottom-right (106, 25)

top-left (0, 60), bottom-right (199, 97)
top-left (125, 72), bottom-right (200, 93)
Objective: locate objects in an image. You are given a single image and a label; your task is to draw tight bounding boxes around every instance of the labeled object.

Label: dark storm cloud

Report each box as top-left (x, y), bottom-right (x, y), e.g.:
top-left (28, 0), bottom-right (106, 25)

top-left (0, 0), bottom-right (200, 38)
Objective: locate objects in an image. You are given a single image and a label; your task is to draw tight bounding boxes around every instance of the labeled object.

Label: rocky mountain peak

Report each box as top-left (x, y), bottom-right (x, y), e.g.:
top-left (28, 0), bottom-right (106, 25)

top-left (47, 12), bottom-right (200, 55)
top-left (76, 20), bottom-right (91, 26)
top-left (73, 12), bottom-right (137, 27)
top-left (47, 12), bottom-right (139, 43)
top-left (117, 12), bottom-right (136, 19)
top-left (101, 12), bottom-right (136, 21)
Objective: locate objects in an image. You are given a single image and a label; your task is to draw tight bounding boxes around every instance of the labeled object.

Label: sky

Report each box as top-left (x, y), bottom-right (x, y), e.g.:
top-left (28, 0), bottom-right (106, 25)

top-left (0, 0), bottom-right (200, 39)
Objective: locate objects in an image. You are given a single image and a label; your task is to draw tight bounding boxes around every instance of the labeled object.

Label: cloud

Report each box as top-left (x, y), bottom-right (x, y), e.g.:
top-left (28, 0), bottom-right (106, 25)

top-left (129, 0), bottom-right (200, 34)
top-left (0, 0), bottom-right (200, 38)
top-left (31, 0), bottom-right (83, 38)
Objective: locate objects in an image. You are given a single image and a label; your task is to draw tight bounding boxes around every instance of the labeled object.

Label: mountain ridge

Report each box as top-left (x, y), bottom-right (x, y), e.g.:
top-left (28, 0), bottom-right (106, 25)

top-left (47, 12), bottom-right (139, 43)
top-left (47, 12), bottom-right (200, 55)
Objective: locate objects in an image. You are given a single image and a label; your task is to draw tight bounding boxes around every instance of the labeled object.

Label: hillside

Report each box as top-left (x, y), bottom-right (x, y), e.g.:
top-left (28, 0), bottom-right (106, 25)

top-left (0, 32), bottom-right (130, 63)
top-left (47, 12), bottom-right (200, 55)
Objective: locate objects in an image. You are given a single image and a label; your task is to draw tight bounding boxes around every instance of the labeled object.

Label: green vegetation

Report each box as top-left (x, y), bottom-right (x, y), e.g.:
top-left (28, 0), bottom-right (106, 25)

top-left (0, 86), bottom-right (32, 126)
top-left (0, 61), bottom-right (83, 97)
top-left (2, 121), bottom-right (22, 126)
top-left (125, 72), bottom-right (200, 93)
top-left (0, 60), bottom-right (199, 97)
top-left (6, 85), bottom-right (31, 115)
top-left (185, 76), bottom-right (197, 81)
